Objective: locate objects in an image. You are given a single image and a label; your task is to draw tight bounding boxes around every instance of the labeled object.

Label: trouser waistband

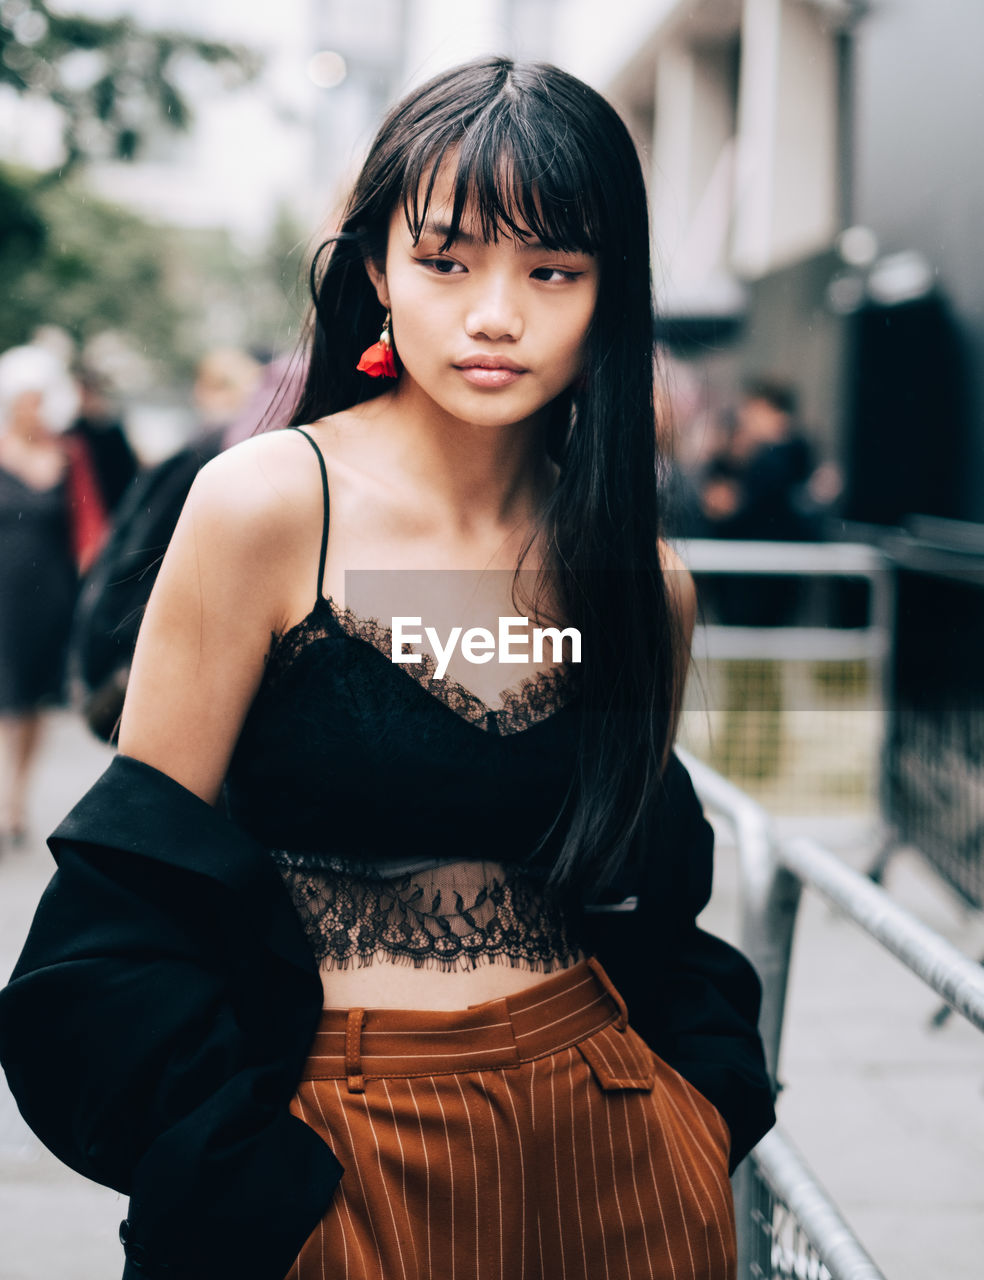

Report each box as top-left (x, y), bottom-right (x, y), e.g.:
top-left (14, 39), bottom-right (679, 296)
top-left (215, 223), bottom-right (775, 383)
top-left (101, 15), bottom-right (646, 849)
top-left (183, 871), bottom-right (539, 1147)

top-left (298, 956), bottom-right (629, 1091)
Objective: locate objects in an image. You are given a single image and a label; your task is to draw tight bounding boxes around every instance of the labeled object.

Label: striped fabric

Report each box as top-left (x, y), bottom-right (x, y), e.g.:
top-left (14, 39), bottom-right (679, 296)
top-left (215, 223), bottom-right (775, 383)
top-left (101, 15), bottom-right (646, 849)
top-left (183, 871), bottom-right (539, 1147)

top-left (286, 957), bottom-right (735, 1279)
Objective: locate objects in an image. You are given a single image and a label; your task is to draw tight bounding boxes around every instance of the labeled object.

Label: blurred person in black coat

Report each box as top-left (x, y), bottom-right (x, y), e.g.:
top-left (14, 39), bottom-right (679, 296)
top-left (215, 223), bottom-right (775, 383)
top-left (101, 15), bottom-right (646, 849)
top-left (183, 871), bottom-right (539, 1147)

top-left (701, 379), bottom-right (816, 535)
top-left (698, 377), bottom-right (827, 625)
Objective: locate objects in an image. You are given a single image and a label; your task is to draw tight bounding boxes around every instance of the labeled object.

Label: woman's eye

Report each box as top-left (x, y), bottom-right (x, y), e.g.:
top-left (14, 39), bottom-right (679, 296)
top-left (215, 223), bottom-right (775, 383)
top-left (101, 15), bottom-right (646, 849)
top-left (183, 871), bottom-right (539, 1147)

top-left (531, 267), bottom-right (583, 283)
top-left (421, 257), bottom-right (464, 274)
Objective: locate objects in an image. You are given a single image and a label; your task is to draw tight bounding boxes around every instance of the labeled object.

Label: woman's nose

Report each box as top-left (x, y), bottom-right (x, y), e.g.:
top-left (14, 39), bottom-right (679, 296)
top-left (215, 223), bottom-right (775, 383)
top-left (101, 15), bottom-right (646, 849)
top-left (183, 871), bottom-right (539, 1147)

top-left (464, 278), bottom-right (524, 342)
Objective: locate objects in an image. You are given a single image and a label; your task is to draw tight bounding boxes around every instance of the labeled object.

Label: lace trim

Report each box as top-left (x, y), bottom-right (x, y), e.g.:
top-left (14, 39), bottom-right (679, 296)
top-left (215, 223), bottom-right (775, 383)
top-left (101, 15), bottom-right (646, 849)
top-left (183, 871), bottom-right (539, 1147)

top-left (265, 595), bottom-right (580, 735)
top-left (271, 851), bottom-right (584, 973)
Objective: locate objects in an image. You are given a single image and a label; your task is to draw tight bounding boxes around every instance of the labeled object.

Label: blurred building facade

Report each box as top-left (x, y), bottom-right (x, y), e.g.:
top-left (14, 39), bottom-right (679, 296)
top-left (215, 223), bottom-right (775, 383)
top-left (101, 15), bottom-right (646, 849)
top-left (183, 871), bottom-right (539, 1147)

top-left (555, 0), bottom-right (984, 528)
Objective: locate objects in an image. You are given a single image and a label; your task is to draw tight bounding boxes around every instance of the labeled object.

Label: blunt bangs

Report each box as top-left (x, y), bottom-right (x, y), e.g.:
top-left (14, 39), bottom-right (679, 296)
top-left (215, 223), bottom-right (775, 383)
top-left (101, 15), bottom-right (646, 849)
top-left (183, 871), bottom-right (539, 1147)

top-left (398, 80), bottom-right (606, 256)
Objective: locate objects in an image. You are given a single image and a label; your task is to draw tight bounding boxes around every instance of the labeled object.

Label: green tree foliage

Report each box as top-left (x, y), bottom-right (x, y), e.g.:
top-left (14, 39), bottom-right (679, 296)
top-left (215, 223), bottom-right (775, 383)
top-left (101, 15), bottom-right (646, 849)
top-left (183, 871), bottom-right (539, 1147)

top-left (1, 163), bottom-right (311, 380)
top-left (1, 161), bottom-right (185, 367)
top-left (0, 0), bottom-right (260, 172)
top-left (0, 163), bottom-right (45, 263)
top-left (0, 4), bottom-right (292, 381)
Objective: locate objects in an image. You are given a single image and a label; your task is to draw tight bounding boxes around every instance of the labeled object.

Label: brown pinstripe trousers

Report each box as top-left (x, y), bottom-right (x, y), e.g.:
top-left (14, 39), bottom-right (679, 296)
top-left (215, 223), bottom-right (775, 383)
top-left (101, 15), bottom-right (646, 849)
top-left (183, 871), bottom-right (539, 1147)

top-left (286, 956), bottom-right (735, 1279)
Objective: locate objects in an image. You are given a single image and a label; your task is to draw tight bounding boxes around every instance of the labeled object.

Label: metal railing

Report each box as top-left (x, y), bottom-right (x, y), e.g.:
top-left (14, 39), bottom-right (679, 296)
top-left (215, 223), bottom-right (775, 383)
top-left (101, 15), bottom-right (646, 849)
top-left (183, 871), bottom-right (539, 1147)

top-left (677, 747), bottom-right (984, 1280)
top-left (747, 1129), bottom-right (881, 1280)
top-left (675, 540), bottom-right (894, 816)
top-left (683, 539), bottom-right (893, 648)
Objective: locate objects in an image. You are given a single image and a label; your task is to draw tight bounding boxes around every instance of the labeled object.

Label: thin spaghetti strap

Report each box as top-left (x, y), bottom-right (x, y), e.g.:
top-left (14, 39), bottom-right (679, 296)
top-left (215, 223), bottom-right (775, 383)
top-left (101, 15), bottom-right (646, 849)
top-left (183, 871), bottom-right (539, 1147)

top-left (290, 427), bottom-right (330, 603)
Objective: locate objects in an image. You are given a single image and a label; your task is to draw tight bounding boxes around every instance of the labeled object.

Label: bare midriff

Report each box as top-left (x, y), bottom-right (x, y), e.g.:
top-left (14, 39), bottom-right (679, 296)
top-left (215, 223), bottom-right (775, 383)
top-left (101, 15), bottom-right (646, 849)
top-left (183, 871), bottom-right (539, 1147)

top-left (319, 951), bottom-right (587, 1011)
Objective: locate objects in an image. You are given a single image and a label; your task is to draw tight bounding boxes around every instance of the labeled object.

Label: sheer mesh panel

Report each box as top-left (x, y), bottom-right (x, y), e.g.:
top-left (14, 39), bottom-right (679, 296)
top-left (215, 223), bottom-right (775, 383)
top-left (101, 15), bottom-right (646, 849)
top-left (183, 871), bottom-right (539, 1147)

top-left (271, 852), bottom-right (584, 972)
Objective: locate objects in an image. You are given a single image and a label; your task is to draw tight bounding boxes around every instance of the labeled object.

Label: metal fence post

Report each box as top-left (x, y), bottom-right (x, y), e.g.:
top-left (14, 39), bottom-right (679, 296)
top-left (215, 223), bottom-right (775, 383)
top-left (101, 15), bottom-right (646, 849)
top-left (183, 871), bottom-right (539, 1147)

top-left (677, 750), bottom-right (804, 1279)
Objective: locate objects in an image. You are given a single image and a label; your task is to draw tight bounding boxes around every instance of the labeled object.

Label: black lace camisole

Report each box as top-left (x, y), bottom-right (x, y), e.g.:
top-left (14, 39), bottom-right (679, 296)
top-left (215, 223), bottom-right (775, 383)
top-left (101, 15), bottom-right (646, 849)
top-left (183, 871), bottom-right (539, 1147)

top-left (224, 428), bottom-right (586, 973)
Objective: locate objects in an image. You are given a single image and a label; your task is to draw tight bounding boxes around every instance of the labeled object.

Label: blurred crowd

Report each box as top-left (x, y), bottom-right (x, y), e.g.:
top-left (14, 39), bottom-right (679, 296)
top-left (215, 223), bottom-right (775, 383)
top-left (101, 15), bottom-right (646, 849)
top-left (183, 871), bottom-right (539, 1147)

top-left (0, 330), bottom-right (842, 851)
top-left (0, 330), bottom-right (303, 853)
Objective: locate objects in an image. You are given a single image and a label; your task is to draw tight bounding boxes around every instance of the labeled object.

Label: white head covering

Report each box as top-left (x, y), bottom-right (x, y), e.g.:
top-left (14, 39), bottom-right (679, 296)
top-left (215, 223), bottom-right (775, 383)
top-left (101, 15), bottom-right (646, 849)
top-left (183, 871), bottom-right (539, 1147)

top-left (0, 344), bottom-right (80, 435)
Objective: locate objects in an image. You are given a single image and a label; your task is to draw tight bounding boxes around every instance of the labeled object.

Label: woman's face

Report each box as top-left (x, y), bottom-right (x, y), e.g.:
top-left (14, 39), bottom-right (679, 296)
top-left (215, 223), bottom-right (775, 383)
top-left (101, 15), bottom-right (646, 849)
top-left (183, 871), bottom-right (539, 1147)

top-left (5, 389), bottom-right (46, 438)
top-left (371, 164), bottom-right (599, 430)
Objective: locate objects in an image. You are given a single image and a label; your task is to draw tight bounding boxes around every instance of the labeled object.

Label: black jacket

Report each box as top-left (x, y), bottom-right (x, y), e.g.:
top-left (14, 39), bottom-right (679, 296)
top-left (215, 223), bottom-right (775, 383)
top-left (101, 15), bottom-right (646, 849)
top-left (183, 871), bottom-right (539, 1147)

top-left (0, 753), bottom-right (774, 1280)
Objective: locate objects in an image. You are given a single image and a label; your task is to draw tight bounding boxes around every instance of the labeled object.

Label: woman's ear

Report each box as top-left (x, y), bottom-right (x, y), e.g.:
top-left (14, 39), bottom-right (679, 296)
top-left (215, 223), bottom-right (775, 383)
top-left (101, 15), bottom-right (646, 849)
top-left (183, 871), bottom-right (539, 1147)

top-left (364, 257), bottom-right (390, 311)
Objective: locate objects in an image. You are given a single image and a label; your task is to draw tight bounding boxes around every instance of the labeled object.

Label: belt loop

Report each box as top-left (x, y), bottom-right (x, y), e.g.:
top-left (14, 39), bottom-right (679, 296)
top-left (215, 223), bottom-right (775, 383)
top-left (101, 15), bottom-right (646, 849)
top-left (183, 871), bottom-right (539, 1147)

top-left (345, 1008), bottom-right (366, 1092)
top-left (586, 955), bottom-right (629, 1032)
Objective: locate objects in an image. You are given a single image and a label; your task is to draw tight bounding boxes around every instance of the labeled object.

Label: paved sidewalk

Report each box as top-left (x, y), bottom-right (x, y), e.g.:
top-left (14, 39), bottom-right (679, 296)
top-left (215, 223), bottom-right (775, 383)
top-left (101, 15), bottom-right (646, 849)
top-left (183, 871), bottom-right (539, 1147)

top-left (2, 713), bottom-right (983, 1278)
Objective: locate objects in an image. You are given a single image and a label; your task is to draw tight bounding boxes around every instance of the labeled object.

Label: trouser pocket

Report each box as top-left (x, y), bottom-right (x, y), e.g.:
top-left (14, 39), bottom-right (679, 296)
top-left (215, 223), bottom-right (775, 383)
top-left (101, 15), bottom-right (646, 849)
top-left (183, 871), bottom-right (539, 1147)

top-left (572, 1023), bottom-right (737, 1279)
top-left (575, 1022), bottom-right (657, 1091)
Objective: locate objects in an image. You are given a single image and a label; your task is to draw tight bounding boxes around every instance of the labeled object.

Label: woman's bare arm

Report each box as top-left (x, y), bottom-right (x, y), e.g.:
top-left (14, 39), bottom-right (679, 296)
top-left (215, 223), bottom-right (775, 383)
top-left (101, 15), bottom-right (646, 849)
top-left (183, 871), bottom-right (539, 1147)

top-left (117, 435), bottom-right (319, 805)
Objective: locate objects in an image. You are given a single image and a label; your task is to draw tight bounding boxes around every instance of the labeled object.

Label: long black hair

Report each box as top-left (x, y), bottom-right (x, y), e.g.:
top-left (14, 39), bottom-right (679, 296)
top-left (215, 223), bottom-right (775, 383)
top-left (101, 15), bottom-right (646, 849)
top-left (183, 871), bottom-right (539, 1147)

top-left (289, 57), bottom-right (685, 893)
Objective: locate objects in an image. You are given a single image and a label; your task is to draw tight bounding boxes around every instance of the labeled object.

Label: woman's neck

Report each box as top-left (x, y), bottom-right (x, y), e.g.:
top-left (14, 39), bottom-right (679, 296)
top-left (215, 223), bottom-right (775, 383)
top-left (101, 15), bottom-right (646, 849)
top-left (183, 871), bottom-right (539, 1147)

top-left (355, 381), bottom-right (558, 537)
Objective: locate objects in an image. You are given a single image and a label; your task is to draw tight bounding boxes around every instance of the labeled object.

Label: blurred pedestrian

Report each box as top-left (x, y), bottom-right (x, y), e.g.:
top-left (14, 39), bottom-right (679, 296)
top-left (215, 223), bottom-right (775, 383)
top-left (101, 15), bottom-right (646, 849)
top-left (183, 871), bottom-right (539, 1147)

top-left (698, 376), bottom-right (834, 627)
top-left (192, 346), bottom-right (262, 430)
top-left (222, 350), bottom-right (308, 448)
top-left (699, 377), bottom-right (818, 549)
top-left (0, 344), bottom-right (84, 850)
top-left (698, 377), bottom-right (829, 781)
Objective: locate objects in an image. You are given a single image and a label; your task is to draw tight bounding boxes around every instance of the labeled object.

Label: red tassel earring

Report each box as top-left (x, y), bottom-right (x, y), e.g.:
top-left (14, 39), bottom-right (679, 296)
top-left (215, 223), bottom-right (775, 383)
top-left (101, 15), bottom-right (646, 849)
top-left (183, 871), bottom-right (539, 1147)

top-left (356, 310), bottom-right (397, 378)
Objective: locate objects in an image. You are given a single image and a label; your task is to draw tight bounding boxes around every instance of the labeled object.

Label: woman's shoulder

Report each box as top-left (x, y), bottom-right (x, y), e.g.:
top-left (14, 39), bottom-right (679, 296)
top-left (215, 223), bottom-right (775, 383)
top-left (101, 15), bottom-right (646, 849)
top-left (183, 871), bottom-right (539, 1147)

top-left (193, 425), bottom-right (322, 505)
top-left (181, 427), bottom-right (331, 558)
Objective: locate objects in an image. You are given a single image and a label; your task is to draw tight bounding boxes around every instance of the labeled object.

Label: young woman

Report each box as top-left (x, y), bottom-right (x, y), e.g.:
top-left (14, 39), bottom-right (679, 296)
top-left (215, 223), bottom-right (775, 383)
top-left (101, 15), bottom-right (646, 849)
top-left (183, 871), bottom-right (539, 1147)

top-left (0, 58), bottom-right (774, 1280)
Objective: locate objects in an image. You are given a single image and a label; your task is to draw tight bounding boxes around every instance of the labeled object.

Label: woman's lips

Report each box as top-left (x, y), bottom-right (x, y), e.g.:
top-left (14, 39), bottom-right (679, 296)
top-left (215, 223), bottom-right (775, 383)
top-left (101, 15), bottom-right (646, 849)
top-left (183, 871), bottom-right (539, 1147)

top-left (456, 365), bottom-right (525, 388)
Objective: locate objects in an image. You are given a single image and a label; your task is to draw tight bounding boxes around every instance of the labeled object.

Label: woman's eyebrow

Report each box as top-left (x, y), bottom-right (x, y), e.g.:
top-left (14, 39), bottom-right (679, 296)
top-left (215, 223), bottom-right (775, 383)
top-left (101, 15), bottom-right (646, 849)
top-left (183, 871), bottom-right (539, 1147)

top-left (421, 221), bottom-right (478, 245)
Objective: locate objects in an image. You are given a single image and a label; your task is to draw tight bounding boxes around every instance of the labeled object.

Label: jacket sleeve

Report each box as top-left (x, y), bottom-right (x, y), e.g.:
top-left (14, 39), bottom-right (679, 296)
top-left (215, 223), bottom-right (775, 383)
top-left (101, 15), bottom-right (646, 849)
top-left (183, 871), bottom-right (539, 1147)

top-left (582, 753), bottom-right (776, 1171)
top-left (0, 755), bottom-right (342, 1280)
